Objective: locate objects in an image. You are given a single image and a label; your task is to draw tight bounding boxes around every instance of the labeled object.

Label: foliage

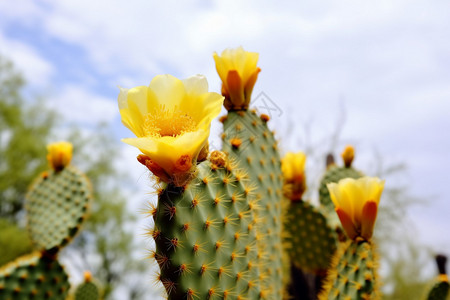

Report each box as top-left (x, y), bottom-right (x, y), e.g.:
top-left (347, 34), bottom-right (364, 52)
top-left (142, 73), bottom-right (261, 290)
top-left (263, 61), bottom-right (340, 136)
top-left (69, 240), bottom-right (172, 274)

top-left (0, 218), bottom-right (33, 266)
top-left (0, 56), bottom-right (56, 221)
top-left (0, 55), bottom-right (148, 299)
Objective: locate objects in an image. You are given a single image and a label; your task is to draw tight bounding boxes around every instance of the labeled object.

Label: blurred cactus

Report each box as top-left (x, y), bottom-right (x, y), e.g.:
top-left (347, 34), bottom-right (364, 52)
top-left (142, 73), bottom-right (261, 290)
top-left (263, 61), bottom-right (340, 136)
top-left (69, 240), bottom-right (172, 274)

top-left (0, 142), bottom-right (93, 299)
top-left (0, 251), bottom-right (70, 300)
top-left (74, 271), bottom-right (101, 300)
top-left (426, 255), bottom-right (449, 300)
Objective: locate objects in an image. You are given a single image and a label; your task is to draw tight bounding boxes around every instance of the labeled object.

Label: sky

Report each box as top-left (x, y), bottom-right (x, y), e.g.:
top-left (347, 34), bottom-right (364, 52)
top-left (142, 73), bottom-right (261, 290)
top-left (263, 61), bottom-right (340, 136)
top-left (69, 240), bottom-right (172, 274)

top-left (1, 0), bottom-right (449, 297)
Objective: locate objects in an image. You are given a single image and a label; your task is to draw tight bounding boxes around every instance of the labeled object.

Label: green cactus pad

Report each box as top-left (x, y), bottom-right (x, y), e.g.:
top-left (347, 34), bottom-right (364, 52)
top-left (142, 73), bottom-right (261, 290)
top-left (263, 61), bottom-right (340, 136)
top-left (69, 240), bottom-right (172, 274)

top-left (319, 240), bottom-right (379, 300)
top-left (26, 166), bottom-right (92, 251)
top-left (284, 200), bottom-right (337, 273)
top-left (319, 165), bottom-right (363, 228)
top-left (221, 110), bottom-right (284, 297)
top-left (75, 280), bottom-right (100, 300)
top-left (0, 251), bottom-right (70, 300)
top-left (427, 254), bottom-right (450, 300)
top-left (152, 157), bottom-right (262, 299)
top-left (426, 278), bottom-right (449, 300)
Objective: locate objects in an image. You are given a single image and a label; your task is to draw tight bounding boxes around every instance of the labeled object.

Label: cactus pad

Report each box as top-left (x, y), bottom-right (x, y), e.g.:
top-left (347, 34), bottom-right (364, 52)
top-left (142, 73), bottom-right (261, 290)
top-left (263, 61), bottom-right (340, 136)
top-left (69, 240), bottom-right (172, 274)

top-left (0, 251), bottom-right (70, 300)
top-left (319, 240), bottom-right (379, 300)
top-left (75, 280), bottom-right (100, 300)
top-left (284, 200), bottom-right (337, 273)
top-left (26, 166), bottom-right (92, 251)
top-left (152, 156), bottom-right (262, 299)
top-left (221, 110), bottom-right (284, 297)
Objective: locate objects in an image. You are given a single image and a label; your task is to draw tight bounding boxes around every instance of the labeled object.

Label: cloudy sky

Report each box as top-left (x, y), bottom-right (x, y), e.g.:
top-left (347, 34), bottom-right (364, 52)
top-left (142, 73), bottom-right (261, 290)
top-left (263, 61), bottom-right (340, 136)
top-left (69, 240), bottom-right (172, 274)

top-left (1, 0), bottom-right (449, 295)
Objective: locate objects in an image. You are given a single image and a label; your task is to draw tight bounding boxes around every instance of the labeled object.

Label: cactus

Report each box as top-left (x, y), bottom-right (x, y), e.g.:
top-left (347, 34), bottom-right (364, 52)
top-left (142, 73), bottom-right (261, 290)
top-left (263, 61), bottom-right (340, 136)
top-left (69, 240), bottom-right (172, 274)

top-left (150, 152), bottom-right (262, 299)
top-left (221, 110), bottom-right (284, 297)
top-left (281, 152), bottom-right (337, 274)
top-left (284, 200), bottom-right (337, 273)
top-left (0, 142), bottom-right (94, 300)
top-left (319, 177), bottom-right (384, 299)
top-left (319, 239), bottom-right (379, 300)
top-left (426, 254), bottom-right (449, 300)
top-left (0, 251), bottom-right (70, 300)
top-left (26, 166), bottom-right (92, 251)
top-left (74, 272), bottom-right (101, 300)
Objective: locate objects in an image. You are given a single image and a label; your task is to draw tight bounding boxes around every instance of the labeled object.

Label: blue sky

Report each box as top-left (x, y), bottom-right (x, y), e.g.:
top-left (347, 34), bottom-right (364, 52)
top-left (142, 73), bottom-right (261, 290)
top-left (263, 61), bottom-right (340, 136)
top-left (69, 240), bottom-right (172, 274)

top-left (1, 0), bottom-right (450, 295)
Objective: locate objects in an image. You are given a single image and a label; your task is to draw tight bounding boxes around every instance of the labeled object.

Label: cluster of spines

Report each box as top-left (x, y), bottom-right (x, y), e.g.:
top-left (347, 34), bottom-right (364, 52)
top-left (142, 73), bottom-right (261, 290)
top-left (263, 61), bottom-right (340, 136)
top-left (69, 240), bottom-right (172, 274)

top-left (319, 240), bottom-right (379, 300)
top-left (148, 155), bottom-right (264, 299)
top-left (221, 110), bottom-right (284, 298)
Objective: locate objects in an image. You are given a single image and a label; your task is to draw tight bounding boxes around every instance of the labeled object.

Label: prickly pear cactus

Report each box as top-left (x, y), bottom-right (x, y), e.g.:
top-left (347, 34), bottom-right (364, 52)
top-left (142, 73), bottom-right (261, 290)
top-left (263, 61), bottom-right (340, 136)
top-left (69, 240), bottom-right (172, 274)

top-left (151, 152), bottom-right (262, 299)
top-left (0, 251), bottom-right (70, 300)
top-left (284, 200), bottom-right (337, 273)
top-left (426, 254), bottom-right (449, 300)
top-left (74, 272), bottom-right (100, 300)
top-left (319, 240), bottom-right (379, 300)
top-left (222, 110), bottom-right (284, 298)
top-left (26, 166), bottom-right (92, 251)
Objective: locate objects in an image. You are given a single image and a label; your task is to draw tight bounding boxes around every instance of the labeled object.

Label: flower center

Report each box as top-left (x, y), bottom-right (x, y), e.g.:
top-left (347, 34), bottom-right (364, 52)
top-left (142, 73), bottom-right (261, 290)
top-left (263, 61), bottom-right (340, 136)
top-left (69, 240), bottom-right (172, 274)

top-left (143, 105), bottom-right (196, 137)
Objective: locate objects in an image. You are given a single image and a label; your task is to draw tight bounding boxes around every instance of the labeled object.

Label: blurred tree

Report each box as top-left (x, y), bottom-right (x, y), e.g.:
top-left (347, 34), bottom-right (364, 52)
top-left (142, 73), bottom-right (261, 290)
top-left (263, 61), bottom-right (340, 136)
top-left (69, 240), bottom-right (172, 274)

top-left (0, 218), bottom-right (33, 266)
top-left (0, 55), bottom-right (149, 299)
top-left (0, 56), bottom-right (56, 221)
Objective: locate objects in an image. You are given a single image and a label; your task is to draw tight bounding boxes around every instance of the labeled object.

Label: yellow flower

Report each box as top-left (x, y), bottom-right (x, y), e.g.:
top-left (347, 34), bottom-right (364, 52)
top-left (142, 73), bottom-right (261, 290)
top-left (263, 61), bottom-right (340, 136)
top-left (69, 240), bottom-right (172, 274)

top-left (213, 47), bottom-right (261, 110)
top-left (282, 152), bottom-right (306, 183)
top-left (46, 141), bottom-right (73, 171)
top-left (281, 152), bottom-right (307, 200)
top-left (118, 74), bottom-right (223, 184)
top-left (341, 145), bottom-right (355, 167)
top-left (327, 177), bottom-right (385, 240)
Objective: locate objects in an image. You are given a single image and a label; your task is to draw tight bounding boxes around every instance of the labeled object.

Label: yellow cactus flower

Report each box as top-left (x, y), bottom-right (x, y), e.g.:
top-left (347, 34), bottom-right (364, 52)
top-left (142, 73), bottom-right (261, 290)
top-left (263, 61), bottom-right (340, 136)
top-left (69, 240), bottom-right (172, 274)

top-left (118, 74), bottom-right (223, 185)
top-left (213, 46), bottom-right (261, 110)
top-left (281, 152), bottom-right (307, 200)
top-left (46, 141), bottom-right (73, 171)
top-left (327, 177), bottom-right (385, 240)
top-left (341, 145), bottom-right (355, 167)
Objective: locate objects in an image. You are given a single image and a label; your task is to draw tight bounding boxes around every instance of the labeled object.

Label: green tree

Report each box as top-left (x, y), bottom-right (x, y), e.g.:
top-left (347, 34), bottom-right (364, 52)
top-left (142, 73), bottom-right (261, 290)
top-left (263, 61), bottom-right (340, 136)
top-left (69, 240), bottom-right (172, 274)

top-left (0, 56), bottom-right (56, 221)
top-left (0, 55), bottom-right (150, 299)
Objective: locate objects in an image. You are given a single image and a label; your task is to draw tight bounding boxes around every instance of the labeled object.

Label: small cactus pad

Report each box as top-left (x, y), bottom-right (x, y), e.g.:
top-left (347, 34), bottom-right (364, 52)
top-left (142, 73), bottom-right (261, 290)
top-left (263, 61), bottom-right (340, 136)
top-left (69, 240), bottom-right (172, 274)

top-left (426, 279), bottom-right (449, 300)
top-left (427, 254), bottom-right (449, 300)
top-left (319, 240), bottom-right (379, 300)
top-left (222, 110), bottom-right (284, 297)
top-left (0, 251), bottom-right (70, 300)
top-left (74, 277), bottom-right (100, 300)
top-left (319, 165), bottom-right (363, 228)
top-left (284, 200), bottom-right (337, 273)
top-left (26, 166), bottom-right (92, 251)
top-left (153, 157), bottom-right (262, 299)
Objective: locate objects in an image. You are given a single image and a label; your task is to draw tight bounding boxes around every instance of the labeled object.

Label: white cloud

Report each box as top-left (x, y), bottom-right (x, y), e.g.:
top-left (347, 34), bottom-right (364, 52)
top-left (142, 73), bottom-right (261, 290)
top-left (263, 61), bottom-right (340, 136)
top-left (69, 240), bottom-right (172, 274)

top-left (47, 84), bottom-right (118, 125)
top-left (0, 32), bottom-right (54, 86)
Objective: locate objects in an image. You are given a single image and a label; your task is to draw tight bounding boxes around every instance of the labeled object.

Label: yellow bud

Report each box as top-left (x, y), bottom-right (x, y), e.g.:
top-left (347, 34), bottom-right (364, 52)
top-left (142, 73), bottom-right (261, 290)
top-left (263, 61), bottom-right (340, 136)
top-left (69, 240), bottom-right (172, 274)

top-left (213, 47), bottom-right (260, 110)
top-left (341, 145), bottom-right (355, 167)
top-left (281, 152), bottom-right (307, 200)
top-left (46, 141), bottom-right (73, 171)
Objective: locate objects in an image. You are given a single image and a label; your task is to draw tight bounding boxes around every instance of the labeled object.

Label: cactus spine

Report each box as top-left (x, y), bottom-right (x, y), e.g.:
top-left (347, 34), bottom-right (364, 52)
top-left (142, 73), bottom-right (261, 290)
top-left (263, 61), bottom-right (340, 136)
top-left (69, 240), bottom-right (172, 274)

top-left (151, 153), bottom-right (262, 298)
top-left (222, 110), bottom-right (284, 298)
